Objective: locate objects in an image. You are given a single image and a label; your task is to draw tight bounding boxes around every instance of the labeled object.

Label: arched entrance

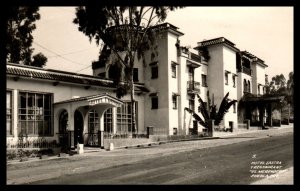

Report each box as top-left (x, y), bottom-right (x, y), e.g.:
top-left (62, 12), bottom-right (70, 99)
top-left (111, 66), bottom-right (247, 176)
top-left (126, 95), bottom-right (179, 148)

top-left (74, 110), bottom-right (84, 145)
top-left (59, 110), bottom-right (68, 150)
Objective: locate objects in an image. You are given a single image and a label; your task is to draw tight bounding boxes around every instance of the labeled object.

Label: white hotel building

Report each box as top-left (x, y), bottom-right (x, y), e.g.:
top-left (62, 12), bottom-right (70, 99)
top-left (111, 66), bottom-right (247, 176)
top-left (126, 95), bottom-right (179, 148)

top-left (6, 23), bottom-right (280, 149)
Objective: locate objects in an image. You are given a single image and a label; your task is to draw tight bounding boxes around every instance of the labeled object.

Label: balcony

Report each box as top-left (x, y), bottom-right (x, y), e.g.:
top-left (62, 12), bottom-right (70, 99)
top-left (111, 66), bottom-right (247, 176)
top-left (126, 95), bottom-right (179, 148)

top-left (242, 66), bottom-right (252, 76)
top-left (187, 81), bottom-right (200, 94)
top-left (190, 53), bottom-right (202, 63)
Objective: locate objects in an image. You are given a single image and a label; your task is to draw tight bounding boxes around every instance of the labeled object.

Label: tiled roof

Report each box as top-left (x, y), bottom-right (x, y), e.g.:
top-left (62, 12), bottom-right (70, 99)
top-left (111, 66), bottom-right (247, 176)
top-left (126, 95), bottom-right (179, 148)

top-left (196, 37), bottom-right (236, 47)
top-left (6, 63), bottom-right (149, 92)
top-left (241, 51), bottom-right (268, 67)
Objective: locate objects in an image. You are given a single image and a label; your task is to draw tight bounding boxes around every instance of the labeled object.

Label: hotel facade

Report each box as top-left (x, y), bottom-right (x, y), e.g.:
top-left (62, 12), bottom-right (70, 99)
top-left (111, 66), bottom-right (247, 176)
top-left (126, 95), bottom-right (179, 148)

top-left (6, 23), bottom-right (282, 149)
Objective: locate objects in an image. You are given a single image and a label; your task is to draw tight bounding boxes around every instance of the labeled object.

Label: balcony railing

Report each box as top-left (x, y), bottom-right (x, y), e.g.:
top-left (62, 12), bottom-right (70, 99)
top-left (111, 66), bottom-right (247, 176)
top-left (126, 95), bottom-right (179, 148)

top-left (187, 81), bottom-right (200, 94)
top-left (190, 53), bottom-right (202, 63)
top-left (242, 66), bottom-right (252, 76)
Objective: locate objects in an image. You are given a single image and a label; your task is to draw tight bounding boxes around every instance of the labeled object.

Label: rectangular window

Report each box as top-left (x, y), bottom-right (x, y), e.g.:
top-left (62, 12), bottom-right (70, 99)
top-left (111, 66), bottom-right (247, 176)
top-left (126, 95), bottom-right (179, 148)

top-left (233, 75), bottom-right (236, 87)
top-left (258, 85), bottom-right (260, 95)
top-left (152, 97), bottom-right (158, 109)
top-left (18, 92), bottom-right (52, 136)
top-left (188, 67), bottom-right (194, 81)
top-left (201, 74), bottom-right (207, 87)
top-left (172, 95), bottom-right (177, 109)
top-left (7, 91), bottom-right (12, 136)
top-left (104, 108), bottom-right (113, 133)
top-left (133, 68), bottom-right (139, 82)
top-left (116, 102), bottom-right (137, 134)
top-left (189, 99), bottom-right (195, 112)
top-left (151, 66), bottom-right (158, 79)
top-left (88, 110), bottom-right (100, 133)
top-left (171, 65), bottom-right (176, 78)
top-left (225, 72), bottom-right (229, 85)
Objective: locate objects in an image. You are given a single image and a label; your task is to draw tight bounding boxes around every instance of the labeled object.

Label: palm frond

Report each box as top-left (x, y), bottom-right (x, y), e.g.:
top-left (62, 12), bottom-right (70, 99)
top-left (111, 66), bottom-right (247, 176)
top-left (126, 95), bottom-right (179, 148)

top-left (184, 107), bottom-right (207, 128)
top-left (196, 94), bottom-right (210, 119)
top-left (215, 99), bottom-right (237, 125)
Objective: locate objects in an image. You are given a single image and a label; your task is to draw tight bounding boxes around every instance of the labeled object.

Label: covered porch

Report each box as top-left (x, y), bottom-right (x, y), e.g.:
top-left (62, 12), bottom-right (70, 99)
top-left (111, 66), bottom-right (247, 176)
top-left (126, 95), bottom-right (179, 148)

top-left (54, 93), bottom-right (124, 149)
top-left (238, 94), bottom-right (285, 128)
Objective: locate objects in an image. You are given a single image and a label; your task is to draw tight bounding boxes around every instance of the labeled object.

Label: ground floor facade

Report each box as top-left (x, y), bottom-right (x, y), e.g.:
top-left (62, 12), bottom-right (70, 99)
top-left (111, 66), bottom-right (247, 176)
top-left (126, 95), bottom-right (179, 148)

top-left (6, 63), bottom-right (285, 150)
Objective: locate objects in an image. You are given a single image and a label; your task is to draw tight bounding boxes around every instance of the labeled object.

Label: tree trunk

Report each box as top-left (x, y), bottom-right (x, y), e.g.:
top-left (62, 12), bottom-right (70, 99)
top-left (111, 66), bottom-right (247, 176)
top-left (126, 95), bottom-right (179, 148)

top-left (130, 69), bottom-right (136, 137)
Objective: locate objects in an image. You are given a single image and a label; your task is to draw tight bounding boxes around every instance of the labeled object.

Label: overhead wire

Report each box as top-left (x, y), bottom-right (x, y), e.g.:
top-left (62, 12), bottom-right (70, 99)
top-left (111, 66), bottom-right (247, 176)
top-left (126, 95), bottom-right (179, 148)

top-left (33, 41), bottom-right (91, 66)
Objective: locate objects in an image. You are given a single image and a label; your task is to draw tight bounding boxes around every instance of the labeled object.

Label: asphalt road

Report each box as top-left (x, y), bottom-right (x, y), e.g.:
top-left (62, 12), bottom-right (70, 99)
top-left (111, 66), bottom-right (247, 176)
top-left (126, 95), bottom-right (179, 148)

top-left (30, 133), bottom-right (293, 185)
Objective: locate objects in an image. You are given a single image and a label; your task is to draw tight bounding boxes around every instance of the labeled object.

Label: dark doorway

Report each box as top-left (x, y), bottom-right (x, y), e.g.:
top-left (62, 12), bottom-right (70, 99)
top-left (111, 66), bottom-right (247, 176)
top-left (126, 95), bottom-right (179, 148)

top-left (59, 110), bottom-right (68, 149)
top-left (229, 121), bottom-right (234, 132)
top-left (192, 120), bottom-right (198, 135)
top-left (74, 110), bottom-right (84, 145)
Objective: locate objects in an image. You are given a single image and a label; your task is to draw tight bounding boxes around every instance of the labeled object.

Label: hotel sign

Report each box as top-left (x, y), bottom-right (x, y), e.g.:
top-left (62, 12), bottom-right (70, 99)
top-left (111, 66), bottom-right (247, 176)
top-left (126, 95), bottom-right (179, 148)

top-left (88, 96), bottom-right (123, 107)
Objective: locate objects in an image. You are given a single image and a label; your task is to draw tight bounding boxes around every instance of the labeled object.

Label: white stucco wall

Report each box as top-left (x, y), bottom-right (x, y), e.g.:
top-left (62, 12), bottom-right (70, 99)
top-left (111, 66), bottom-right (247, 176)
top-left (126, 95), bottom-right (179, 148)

top-left (7, 77), bottom-right (145, 142)
top-left (222, 46), bottom-right (238, 129)
top-left (252, 62), bottom-right (266, 95)
top-left (178, 54), bottom-right (189, 135)
top-left (168, 32), bottom-right (180, 135)
top-left (207, 45), bottom-right (224, 106)
top-left (143, 31), bottom-right (170, 134)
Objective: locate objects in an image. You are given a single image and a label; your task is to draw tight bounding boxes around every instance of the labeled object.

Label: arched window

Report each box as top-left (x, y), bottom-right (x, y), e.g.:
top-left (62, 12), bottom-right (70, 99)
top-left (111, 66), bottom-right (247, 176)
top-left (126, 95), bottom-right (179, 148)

top-left (244, 79), bottom-right (248, 93)
top-left (248, 80), bottom-right (251, 93)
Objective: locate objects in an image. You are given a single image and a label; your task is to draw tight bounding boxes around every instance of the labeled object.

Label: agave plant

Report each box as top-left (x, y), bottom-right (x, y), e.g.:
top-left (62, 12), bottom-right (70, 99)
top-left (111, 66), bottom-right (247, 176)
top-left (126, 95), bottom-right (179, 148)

top-left (185, 92), bottom-right (237, 128)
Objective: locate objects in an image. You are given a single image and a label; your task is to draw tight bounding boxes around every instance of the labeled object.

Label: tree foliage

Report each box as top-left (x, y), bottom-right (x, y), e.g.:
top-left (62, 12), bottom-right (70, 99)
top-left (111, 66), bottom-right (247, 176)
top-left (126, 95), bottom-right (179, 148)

top-left (31, 52), bottom-right (48, 67)
top-left (6, 6), bottom-right (41, 65)
top-left (73, 6), bottom-right (182, 97)
top-left (73, 6), bottom-right (183, 134)
top-left (185, 92), bottom-right (237, 128)
top-left (265, 72), bottom-right (293, 106)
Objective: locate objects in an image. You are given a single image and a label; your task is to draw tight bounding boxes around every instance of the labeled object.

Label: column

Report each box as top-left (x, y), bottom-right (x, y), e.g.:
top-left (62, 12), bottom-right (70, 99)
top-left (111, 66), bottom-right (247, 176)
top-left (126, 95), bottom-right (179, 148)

top-left (13, 89), bottom-right (18, 141)
top-left (112, 107), bottom-right (117, 134)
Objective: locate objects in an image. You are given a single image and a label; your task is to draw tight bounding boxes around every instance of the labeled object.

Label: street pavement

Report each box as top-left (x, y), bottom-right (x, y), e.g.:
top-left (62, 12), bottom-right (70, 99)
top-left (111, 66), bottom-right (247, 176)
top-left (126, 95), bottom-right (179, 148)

top-left (6, 124), bottom-right (293, 185)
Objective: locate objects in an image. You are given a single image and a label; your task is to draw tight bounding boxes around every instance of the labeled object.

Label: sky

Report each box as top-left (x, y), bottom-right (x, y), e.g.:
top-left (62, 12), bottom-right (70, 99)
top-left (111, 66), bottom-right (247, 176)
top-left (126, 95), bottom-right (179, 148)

top-left (32, 6), bottom-right (293, 80)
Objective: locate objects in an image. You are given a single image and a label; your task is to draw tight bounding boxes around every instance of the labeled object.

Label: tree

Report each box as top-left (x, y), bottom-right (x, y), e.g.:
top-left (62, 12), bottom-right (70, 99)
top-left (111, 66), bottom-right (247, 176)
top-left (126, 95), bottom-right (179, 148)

top-left (266, 74), bottom-right (286, 94)
top-left (287, 71), bottom-right (294, 105)
top-left (265, 72), bottom-right (294, 123)
top-left (6, 6), bottom-right (41, 65)
top-left (31, 52), bottom-right (48, 67)
top-left (185, 92), bottom-right (237, 129)
top-left (73, 6), bottom-right (183, 135)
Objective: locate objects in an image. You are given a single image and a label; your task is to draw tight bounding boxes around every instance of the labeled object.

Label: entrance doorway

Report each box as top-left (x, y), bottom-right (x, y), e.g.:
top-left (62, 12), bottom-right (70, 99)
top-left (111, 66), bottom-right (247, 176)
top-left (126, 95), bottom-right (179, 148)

top-left (59, 110), bottom-right (68, 133)
top-left (59, 110), bottom-right (68, 150)
top-left (74, 110), bottom-right (84, 145)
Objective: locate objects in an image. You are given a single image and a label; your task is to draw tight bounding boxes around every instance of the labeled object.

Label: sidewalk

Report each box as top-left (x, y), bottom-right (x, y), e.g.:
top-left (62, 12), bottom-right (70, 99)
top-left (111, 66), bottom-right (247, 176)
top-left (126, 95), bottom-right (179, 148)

top-left (7, 124), bottom-right (293, 184)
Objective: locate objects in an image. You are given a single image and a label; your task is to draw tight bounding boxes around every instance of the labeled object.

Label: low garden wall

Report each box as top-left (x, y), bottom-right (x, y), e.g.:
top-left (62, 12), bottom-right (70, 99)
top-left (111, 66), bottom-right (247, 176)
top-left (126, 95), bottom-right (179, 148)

top-left (103, 138), bottom-right (151, 149)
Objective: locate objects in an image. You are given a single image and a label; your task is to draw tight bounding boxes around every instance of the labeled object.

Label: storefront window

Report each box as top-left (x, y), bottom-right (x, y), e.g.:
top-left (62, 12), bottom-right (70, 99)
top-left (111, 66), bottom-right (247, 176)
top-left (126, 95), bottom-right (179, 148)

top-left (117, 102), bottom-right (137, 134)
top-left (7, 91), bottom-right (12, 135)
top-left (18, 92), bottom-right (52, 136)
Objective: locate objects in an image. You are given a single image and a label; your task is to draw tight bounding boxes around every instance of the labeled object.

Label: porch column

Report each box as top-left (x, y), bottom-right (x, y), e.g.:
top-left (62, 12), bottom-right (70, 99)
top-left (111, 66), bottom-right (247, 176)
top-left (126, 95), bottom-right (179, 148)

top-left (83, 112), bottom-right (89, 145)
top-left (269, 104), bottom-right (273, 127)
top-left (67, 107), bottom-right (75, 149)
top-left (112, 107), bottom-right (117, 134)
top-left (259, 105), bottom-right (264, 128)
top-left (13, 89), bottom-right (18, 139)
top-left (95, 108), bottom-right (107, 149)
